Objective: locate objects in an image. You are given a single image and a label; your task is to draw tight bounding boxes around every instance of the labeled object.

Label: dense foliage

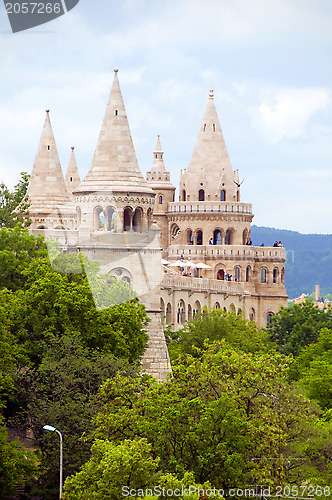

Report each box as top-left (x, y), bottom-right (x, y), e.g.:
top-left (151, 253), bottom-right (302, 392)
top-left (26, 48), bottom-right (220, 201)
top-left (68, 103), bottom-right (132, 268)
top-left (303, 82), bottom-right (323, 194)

top-left (0, 172), bottom-right (30, 228)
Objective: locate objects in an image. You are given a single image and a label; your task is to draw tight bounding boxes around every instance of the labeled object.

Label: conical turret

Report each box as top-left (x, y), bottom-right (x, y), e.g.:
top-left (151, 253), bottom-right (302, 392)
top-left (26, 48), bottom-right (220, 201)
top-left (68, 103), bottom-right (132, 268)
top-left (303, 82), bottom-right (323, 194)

top-left (179, 91), bottom-right (238, 202)
top-left (147, 135), bottom-right (174, 189)
top-left (75, 69), bottom-right (153, 195)
top-left (27, 110), bottom-right (74, 211)
top-left (65, 147), bottom-right (81, 198)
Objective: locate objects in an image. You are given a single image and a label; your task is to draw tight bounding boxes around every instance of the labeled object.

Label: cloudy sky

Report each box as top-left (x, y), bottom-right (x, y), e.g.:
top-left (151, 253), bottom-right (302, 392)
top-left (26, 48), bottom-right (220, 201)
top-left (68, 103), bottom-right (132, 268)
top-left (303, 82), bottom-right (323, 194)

top-left (0, 0), bottom-right (332, 233)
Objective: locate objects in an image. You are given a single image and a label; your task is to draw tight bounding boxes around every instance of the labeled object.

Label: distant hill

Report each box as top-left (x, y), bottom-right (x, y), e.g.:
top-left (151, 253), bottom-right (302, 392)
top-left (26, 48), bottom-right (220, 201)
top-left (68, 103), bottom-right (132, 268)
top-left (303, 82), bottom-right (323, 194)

top-left (251, 225), bottom-right (332, 299)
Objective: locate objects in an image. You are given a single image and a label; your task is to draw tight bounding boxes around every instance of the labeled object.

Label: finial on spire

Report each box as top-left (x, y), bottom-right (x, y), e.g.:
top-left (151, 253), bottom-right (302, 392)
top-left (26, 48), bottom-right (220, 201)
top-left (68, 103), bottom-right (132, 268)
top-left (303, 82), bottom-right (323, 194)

top-left (209, 90), bottom-right (214, 100)
top-left (114, 68), bottom-right (119, 73)
top-left (46, 109), bottom-right (50, 114)
top-left (71, 146), bottom-right (75, 151)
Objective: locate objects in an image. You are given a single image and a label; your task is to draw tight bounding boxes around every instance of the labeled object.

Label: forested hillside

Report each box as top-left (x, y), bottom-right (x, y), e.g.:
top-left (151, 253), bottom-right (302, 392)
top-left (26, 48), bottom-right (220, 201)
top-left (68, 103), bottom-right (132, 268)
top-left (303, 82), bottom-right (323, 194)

top-left (251, 225), bottom-right (332, 299)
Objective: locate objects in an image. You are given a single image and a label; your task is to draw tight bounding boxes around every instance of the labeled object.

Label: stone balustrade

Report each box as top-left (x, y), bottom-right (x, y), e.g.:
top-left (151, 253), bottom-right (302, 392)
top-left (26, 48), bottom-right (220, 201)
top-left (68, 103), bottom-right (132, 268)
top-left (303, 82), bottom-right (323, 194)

top-left (168, 244), bottom-right (286, 261)
top-left (162, 275), bottom-right (245, 294)
top-left (168, 201), bottom-right (252, 215)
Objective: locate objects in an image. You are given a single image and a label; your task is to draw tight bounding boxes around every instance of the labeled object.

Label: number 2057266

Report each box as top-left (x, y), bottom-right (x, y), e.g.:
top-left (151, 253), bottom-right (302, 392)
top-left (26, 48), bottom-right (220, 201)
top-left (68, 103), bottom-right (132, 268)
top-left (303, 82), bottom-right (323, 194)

top-left (5, 2), bottom-right (62, 14)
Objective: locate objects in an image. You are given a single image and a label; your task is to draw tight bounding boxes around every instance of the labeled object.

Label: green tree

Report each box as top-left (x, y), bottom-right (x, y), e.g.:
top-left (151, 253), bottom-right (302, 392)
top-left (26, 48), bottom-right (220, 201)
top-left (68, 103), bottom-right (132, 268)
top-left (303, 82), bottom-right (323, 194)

top-left (169, 309), bottom-right (269, 361)
top-left (91, 343), bottom-right (326, 490)
top-left (0, 172), bottom-right (30, 228)
top-left (266, 301), bottom-right (332, 356)
top-left (0, 415), bottom-right (37, 498)
top-left (0, 225), bottom-right (46, 291)
top-left (292, 328), bottom-right (332, 410)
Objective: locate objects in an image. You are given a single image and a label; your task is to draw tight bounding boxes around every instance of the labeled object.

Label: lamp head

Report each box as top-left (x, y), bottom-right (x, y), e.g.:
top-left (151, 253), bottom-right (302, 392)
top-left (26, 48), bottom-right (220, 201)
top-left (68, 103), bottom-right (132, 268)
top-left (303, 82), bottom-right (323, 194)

top-left (43, 424), bottom-right (56, 432)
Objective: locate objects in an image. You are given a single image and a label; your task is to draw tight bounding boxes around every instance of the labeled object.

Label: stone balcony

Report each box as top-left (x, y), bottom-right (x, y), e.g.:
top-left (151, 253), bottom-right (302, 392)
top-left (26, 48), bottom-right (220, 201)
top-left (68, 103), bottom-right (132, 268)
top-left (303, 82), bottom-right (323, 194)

top-left (168, 244), bottom-right (286, 262)
top-left (168, 201), bottom-right (252, 215)
top-left (162, 275), bottom-right (245, 294)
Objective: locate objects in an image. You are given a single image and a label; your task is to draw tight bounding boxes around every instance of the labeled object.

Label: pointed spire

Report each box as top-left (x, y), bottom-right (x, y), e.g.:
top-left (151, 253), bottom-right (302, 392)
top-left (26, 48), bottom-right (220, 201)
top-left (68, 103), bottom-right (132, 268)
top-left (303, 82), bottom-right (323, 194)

top-left (75, 69), bottom-right (153, 195)
top-left (65, 147), bottom-right (81, 197)
top-left (146, 135), bottom-right (174, 188)
top-left (180, 92), bottom-right (238, 201)
top-left (27, 110), bottom-right (73, 211)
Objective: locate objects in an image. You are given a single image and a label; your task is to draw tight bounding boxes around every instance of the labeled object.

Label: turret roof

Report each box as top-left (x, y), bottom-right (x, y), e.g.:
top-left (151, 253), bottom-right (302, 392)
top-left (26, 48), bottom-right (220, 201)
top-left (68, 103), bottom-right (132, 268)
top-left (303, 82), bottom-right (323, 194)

top-left (75, 69), bottom-right (153, 195)
top-left (65, 147), bottom-right (81, 197)
top-left (27, 110), bottom-right (73, 211)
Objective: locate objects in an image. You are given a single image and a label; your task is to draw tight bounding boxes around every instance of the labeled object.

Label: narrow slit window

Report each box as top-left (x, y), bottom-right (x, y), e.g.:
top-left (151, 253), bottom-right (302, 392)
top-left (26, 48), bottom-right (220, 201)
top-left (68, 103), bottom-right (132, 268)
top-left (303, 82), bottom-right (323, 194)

top-left (47, 145), bottom-right (50, 150)
top-left (115, 110), bottom-right (118, 116)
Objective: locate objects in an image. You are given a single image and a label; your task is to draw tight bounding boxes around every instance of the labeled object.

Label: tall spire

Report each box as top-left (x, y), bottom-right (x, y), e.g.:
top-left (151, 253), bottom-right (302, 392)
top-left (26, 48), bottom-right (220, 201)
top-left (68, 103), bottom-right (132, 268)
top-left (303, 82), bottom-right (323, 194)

top-left (147, 135), bottom-right (174, 188)
top-left (27, 110), bottom-right (73, 211)
top-left (75, 69), bottom-right (153, 195)
top-left (179, 91), bottom-right (238, 202)
top-left (65, 147), bottom-right (81, 198)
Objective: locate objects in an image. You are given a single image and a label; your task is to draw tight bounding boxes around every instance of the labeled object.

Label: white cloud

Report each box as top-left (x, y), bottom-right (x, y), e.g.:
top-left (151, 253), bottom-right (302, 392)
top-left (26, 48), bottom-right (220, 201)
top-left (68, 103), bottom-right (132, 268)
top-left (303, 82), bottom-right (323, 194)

top-left (253, 88), bottom-right (330, 143)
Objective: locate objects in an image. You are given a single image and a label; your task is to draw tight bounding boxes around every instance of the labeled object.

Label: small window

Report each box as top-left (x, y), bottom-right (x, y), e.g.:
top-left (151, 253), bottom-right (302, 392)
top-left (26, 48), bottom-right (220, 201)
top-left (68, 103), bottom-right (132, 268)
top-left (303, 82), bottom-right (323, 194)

top-left (203, 124), bottom-right (206, 132)
top-left (199, 189), bottom-right (205, 201)
top-left (47, 145), bottom-right (50, 150)
top-left (213, 124), bottom-right (216, 132)
top-left (70, 177), bottom-right (73, 182)
top-left (220, 190), bottom-right (226, 201)
top-left (182, 190), bottom-right (186, 202)
top-left (261, 268), bottom-right (267, 283)
top-left (246, 266), bottom-right (250, 282)
top-left (235, 266), bottom-right (240, 282)
top-left (115, 110), bottom-right (118, 116)
top-left (159, 195), bottom-right (163, 204)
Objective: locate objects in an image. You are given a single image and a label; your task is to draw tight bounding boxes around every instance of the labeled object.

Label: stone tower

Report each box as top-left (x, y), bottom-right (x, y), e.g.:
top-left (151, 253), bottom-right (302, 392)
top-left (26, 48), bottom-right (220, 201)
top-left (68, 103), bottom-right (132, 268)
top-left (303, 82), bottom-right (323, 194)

top-left (146, 136), bottom-right (175, 256)
top-left (74, 69), bottom-right (171, 380)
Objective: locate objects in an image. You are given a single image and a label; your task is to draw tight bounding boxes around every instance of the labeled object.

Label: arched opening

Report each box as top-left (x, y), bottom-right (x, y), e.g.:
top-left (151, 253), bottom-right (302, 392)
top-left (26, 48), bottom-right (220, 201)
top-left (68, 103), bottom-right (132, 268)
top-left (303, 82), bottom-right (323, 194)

top-left (123, 207), bottom-right (133, 232)
top-left (242, 229), bottom-right (249, 245)
top-left (267, 312), bottom-right (274, 324)
top-left (182, 190), bottom-right (186, 202)
top-left (246, 266), bottom-right (250, 282)
top-left (234, 266), bottom-right (240, 282)
top-left (249, 308), bottom-right (255, 321)
top-left (170, 223), bottom-right (181, 241)
top-left (54, 225), bottom-right (65, 230)
top-left (133, 207), bottom-right (143, 232)
top-left (106, 206), bottom-right (116, 231)
top-left (214, 302), bottom-right (221, 309)
top-left (225, 229), bottom-right (233, 245)
top-left (220, 190), bottom-right (226, 201)
top-left (121, 276), bottom-right (131, 285)
top-left (94, 206), bottom-right (104, 231)
top-left (186, 229), bottom-right (193, 245)
top-left (238, 308), bottom-right (242, 316)
top-left (213, 229), bottom-right (222, 245)
top-left (193, 300), bottom-right (201, 318)
top-left (217, 269), bottom-right (225, 280)
top-left (159, 195), bottom-right (163, 204)
top-left (281, 267), bottom-right (285, 284)
top-left (261, 267), bottom-right (267, 283)
top-left (230, 303), bottom-right (236, 312)
top-left (177, 300), bottom-right (186, 325)
top-left (196, 230), bottom-right (203, 245)
top-left (273, 268), bottom-right (278, 284)
top-left (166, 303), bottom-right (172, 324)
top-left (199, 189), bottom-right (205, 201)
top-left (188, 304), bottom-right (192, 321)
top-left (147, 207), bottom-right (153, 229)
top-left (160, 298), bottom-right (165, 325)
top-left (37, 225), bottom-right (48, 229)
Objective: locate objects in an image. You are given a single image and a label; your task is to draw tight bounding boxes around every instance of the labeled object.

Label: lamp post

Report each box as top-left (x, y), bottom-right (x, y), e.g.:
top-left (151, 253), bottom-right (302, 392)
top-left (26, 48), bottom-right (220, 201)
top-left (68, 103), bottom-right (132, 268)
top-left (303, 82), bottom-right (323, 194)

top-left (43, 425), bottom-right (63, 499)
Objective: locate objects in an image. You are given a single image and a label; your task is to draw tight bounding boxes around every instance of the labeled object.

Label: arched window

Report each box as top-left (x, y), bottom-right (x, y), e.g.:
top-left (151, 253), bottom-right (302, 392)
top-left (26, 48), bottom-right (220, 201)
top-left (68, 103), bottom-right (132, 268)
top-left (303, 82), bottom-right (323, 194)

top-left (267, 312), bottom-right (274, 324)
top-left (199, 189), bottom-right (205, 201)
top-left (123, 207), bottom-right (133, 231)
top-left (214, 302), bottom-right (221, 310)
top-left (213, 229), bottom-right (222, 245)
top-left (177, 300), bottom-right (186, 325)
top-left (159, 195), bottom-right (163, 204)
top-left (249, 308), bottom-right (255, 321)
top-left (182, 190), bottom-right (186, 202)
top-left (196, 230), bottom-right (203, 245)
top-left (106, 206), bottom-right (116, 231)
top-left (261, 267), bottom-right (267, 283)
top-left (242, 229), bottom-right (249, 245)
top-left (193, 300), bottom-right (201, 318)
top-left (188, 304), bottom-right (192, 321)
top-left (94, 206), bottom-right (104, 231)
top-left (273, 268), bottom-right (278, 284)
top-left (170, 223), bottom-right (181, 240)
top-left (225, 229), bottom-right (232, 245)
top-left (166, 303), bottom-right (172, 324)
top-left (186, 229), bottom-right (193, 245)
top-left (246, 266), bottom-right (250, 282)
top-left (147, 207), bottom-right (153, 229)
top-left (220, 190), bottom-right (226, 201)
top-left (235, 266), bottom-right (240, 282)
top-left (217, 269), bottom-right (224, 280)
top-left (133, 207), bottom-right (143, 232)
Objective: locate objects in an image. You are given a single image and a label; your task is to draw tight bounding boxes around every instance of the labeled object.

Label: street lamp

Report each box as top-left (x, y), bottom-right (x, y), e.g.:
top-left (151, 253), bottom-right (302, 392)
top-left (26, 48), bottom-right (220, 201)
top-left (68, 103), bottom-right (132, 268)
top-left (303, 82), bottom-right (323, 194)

top-left (43, 425), bottom-right (63, 499)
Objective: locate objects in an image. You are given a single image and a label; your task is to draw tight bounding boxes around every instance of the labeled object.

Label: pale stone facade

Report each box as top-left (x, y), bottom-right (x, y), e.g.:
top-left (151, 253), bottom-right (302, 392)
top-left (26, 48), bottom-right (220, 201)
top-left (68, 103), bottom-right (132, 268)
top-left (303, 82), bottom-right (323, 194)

top-left (25, 70), bottom-right (287, 381)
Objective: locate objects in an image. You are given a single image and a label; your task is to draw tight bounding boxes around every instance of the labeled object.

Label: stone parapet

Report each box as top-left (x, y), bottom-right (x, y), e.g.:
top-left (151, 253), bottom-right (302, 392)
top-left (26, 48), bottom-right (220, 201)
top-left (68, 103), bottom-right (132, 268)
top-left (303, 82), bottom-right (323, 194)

top-left (168, 201), bottom-right (252, 215)
top-left (168, 244), bottom-right (286, 262)
top-left (162, 275), bottom-right (245, 294)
